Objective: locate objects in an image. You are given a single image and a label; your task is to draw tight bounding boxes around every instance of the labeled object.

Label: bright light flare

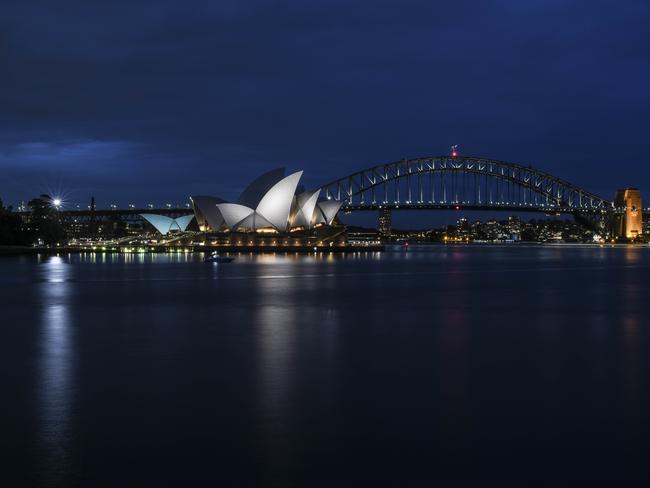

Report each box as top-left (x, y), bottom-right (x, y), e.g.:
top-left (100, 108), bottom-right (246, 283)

top-left (52, 198), bottom-right (62, 207)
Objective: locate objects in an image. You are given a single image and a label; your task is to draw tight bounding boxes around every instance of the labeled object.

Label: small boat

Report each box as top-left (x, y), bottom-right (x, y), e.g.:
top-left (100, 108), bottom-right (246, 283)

top-left (204, 252), bottom-right (235, 263)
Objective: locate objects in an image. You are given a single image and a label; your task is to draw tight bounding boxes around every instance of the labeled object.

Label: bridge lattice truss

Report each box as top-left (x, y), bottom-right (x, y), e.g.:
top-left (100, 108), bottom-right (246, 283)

top-left (322, 156), bottom-right (611, 213)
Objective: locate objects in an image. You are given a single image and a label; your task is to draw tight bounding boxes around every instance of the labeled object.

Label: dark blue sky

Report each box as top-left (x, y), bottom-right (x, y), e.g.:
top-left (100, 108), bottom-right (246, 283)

top-left (2, 0), bottom-right (649, 225)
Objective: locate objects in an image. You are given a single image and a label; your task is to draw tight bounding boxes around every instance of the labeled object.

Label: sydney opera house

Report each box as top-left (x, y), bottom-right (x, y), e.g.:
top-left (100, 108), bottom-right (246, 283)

top-left (140, 168), bottom-right (343, 237)
top-left (188, 168), bottom-right (343, 234)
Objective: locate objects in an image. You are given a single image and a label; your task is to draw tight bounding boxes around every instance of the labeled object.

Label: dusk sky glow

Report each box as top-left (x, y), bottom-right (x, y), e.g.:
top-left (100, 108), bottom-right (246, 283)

top-left (2, 0), bottom-right (649, 221)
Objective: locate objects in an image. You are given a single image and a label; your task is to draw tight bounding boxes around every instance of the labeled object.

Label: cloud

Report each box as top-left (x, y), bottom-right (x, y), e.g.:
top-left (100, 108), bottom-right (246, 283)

top-left (0, 140), bottom-right (136, 170)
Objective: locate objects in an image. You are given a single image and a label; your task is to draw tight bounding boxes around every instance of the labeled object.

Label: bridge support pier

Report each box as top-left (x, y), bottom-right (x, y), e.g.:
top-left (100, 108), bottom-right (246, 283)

top-left (612, 188), bottom-right (643, 240)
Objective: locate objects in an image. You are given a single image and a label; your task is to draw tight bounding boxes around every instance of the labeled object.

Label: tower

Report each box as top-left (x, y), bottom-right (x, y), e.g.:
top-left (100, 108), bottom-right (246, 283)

top-left (613, 188), bottom-right (642, 240)
top-left (378, 208), bottom-right (392, 238)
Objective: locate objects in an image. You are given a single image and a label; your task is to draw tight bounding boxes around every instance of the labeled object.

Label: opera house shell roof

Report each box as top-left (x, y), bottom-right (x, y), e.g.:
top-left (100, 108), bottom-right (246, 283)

top-left (140, 214), bottom-right (195, 235)
top-left (191, 169), bottom-right (343, 232)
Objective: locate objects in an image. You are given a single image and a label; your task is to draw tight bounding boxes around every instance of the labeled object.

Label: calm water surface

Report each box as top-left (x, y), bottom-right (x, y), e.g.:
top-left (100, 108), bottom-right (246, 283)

top-left (2, 246), bottom-right (650, 485)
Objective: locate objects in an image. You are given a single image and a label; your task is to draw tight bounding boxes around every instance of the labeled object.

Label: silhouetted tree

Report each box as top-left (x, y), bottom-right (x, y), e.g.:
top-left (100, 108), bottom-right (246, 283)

top-left (26, 194), bottom-right (67, 245)
top-left (0, 198), bottom-right (28, 245)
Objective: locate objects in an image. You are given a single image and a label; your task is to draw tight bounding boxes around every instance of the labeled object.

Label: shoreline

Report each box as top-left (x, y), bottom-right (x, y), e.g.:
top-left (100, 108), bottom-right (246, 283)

top-left (390, 241), bottom-right (648, 248)
top-left (2, 241), bottom-right (647, 256)
top-left (0, 244), bottom-right (385, 256)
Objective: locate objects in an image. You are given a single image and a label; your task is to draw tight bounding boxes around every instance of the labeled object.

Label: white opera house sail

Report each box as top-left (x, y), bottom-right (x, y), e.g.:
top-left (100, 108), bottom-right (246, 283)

top-left (140, 214), bottom-right (195, 235)
top-left (190, 169), bottom-right (343, 233)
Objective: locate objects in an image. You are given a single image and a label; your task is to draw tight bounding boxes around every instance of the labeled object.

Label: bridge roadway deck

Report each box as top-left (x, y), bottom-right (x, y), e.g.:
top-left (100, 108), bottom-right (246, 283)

top-left (341, 203), bottom-right (609, 214)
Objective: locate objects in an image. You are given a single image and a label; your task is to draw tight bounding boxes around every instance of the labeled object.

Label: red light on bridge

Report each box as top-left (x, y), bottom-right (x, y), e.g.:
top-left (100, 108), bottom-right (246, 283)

top-left (450, 144), bottom-right (459, 158)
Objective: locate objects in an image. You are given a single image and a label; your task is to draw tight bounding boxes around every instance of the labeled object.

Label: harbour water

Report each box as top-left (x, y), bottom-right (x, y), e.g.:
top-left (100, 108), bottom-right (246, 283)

top-left (3, 245), bottom-right (650, 485)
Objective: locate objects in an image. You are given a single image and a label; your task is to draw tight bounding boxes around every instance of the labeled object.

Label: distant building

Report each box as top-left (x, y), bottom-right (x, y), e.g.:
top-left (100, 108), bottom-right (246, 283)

top-left (378, 208), bottom-right (392, 237)
top-left (613, 188), bottom-right (643, 240)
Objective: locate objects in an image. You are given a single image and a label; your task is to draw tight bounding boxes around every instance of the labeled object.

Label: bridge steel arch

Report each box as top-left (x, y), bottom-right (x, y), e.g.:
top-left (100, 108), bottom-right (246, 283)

top-left (322, 156), bottom-right (611, 214)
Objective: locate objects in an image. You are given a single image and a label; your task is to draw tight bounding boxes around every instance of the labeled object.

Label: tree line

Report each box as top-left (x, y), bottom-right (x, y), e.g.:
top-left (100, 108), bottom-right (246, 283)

top-left (0, 195), bottom-right (66, 246)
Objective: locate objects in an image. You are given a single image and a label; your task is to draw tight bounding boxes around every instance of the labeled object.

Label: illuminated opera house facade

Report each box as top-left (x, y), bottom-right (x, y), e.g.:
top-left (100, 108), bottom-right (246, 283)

top-left (190, 168), bottom-right (343, 235)
top-left (140, 214), bottom-right (195, 235)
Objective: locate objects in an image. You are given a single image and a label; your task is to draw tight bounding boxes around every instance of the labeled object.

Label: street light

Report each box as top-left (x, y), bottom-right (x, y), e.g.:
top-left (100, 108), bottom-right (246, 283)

top-left (52, 198), bottom-right (62, 208)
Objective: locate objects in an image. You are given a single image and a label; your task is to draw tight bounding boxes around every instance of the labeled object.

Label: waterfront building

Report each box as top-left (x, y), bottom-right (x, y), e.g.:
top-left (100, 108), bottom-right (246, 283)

top-left (378, 208), bottom-right (392, 237)
top-left (190, 169), bottom-right (343, 233)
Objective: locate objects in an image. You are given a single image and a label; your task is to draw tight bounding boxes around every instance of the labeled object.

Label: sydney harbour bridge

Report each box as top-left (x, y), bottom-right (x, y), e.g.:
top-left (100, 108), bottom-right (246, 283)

top-left (321, 155), bottom-right (610, 214)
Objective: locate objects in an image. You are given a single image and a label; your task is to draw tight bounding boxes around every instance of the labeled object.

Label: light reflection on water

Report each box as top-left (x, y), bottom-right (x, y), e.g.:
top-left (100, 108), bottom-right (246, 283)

top-left (38, 256), bottom-right (75, 485)
top-left (621, 271), bottom-right (641, 430)
top-left (4, 245), bottom-right (649, 484)
top-left (256, 278), bottom-right (297, 420)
